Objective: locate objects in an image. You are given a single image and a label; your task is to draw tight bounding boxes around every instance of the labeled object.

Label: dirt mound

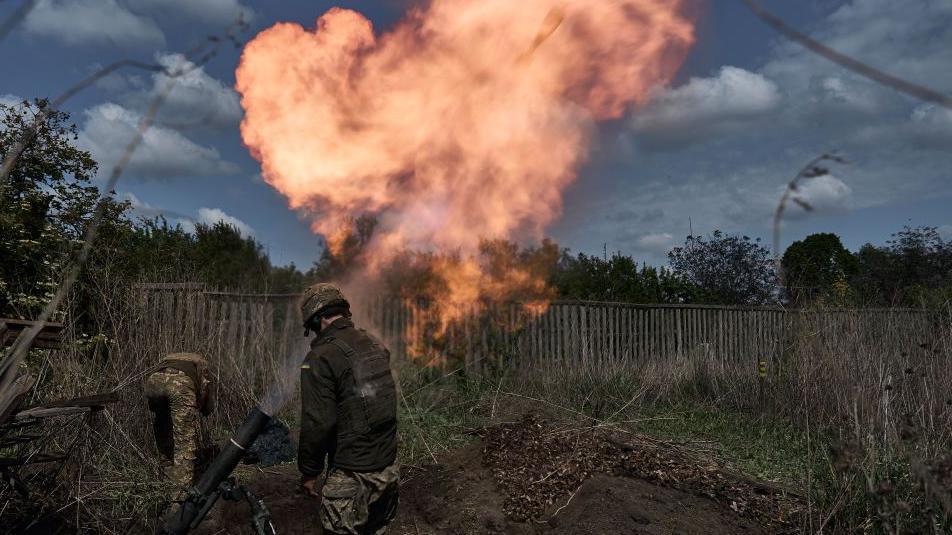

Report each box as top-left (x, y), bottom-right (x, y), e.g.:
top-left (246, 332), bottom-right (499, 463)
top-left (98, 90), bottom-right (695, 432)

top-left (199, 417), bottom-right (801, 534)
top-left (481, 415), bottom-right (800, 531)
top-left (546, 474), bottom-right (766, 535)
top-left (395, 443), bottom-right (532, 534)
top-left (394, 440), bottom-right (772, 535)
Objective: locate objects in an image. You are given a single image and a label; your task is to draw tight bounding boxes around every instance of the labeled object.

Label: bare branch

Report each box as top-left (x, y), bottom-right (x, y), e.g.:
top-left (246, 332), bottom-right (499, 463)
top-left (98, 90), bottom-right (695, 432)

top-left (0, 0), bottom-right (36, 42)
top-left (0, 15), bottom-right (250, 416)
top-left (771, 153), bottom-right (847, 287)
top-left (741, 0), bottom-right (952, 110)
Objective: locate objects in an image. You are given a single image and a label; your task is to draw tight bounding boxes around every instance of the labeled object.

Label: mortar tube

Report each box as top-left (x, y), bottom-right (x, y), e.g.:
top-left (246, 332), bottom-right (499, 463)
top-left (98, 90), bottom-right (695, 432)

top-left (160, 406), bottom-right (272, 534)
top-left (194, 406), bottom-right (271, 495)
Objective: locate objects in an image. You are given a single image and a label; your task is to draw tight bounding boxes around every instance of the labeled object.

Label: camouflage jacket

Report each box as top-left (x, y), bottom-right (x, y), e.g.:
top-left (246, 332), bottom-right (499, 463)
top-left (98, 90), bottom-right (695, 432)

top-left (158, 353), bottom-right (217, 415)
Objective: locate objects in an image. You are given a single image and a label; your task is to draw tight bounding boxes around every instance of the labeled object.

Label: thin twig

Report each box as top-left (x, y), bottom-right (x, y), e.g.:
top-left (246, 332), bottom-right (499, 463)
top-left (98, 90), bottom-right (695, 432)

top-left (0, 0), bottom-right (36, 42)
top-left (0, 15), bottom-right (248, 188)
top-left (771, 153), bottom-right (847, 287)
top-left (0, 17), bottom-right (249, 416)
top-left (397, 376), bottom-right (438, 464)
top-left (741, 0), bottom-right (952, 110)
top-left (548, 482), bottom-right (584, 520)
top-left (490, 373), bottom-right (504, 420)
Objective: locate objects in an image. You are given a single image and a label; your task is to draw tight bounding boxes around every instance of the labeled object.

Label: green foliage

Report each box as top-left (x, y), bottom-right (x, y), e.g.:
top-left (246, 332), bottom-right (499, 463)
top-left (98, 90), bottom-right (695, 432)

top-left (668, 231), bottom-right (777, 305)
top-left (551, 251), bottom-right (700, 303)
top-left (0, 98), bottom-right (129, 319)
top-left (781, 232), bottom-right (859, 305)
top-left (852, 226), bottom-right (952, 307)
top-left (115, 218), bottom-right (303, 292)
top-left (193, 222), bottom-right (270, 289)
top-left (0, 99), bottom-right (309, 321)
top-left (5, 96), bottom-right (948, 317)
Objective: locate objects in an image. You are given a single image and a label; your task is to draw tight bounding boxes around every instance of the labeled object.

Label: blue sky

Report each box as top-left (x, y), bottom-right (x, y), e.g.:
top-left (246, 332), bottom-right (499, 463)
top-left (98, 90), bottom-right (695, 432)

top-left (2, 0), bottom-right (950, 268)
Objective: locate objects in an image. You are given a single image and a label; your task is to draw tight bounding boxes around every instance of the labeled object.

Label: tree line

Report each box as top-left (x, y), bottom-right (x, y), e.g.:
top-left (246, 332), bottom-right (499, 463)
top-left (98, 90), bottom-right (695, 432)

top-left (2, 99), bottom-right (950, 325)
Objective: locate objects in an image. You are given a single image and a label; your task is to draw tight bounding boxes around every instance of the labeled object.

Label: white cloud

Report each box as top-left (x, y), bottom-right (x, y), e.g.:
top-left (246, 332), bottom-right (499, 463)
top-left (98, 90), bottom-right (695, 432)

top-left (0, 95), bottom-right (25, 121)
top-left (132, 202), bottom-right (254, 237)
top-left (149, 54), bottom-right (243, 129)
top-left (78, 103), bottom-right (239, 179)
top-left (766, 0), bottom-right (952, 90)
top-left (0, 94), bottom-right (23, 108)
top-left (762, 0), bottom-right (952, 124)
top-left (628, 0), bottom-right (952, 153)
top-left (23, 0), bottom-right (165, 47)
top-left (848, 103), bottom-right (952, 150)
top-left (100, 54), bottom-right (243, 129)
top-left (121, 191), bottom-right (163, 218)
top-left (125, 0), bottom-right (254, 25)
top-left (196, 207), bottom-right (254, 237)
top-left (601, 0), bottom-right (950, 249)
top-left (630, 66), bottom-right (780, 147)
top-left (907, 104), bottom-right (952, 149)
top-left (634, 232), bottom-right (674, 254)
top-left (20, 0), bottom-right (254, 48)
top-left (938, 225), bottom-right (952, 242)
top-left (805, 75), bottom-right (882, 114)
top-left (783, 174), bottom-right (853, 220)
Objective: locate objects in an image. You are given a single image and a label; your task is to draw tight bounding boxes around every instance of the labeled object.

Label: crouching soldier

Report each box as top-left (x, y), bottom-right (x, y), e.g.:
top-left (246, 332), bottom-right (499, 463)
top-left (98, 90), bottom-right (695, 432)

top-left (144, 352), bottom-right (217, 487)
top-left (298, 283), bottom-right (399, 535)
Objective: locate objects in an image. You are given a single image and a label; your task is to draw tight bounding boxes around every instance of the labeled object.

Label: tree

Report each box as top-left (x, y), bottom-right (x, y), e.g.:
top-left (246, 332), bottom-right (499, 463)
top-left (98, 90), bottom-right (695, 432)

top-left (668, 231), bottom-right (777, 305)
top-left (0, 98), bottom-right (130, 318)
top-left (852, 226), bottom-right (952, 307)
top-left (192, 222), bottom-right (272, 290)
top-left (781, 233), bottom-right (858, 305)
top-left (120, 218), bottom-right (288, 291)
top-left (886, 226), bottom-right (952, 292)
top-left (551, 251), bottom-right (700, 304)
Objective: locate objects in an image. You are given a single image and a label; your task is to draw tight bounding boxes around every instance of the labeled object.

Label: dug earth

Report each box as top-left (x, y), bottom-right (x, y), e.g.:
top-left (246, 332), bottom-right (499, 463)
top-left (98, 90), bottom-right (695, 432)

top-left (199, 416), bottom-right (801, 534)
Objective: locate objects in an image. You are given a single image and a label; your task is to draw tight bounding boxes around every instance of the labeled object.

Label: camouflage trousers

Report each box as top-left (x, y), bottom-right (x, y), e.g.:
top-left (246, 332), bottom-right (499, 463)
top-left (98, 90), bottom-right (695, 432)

top-left (144, 368), bottom-right (199, 487)
top-left (320, 463), bottom-right (399, 535)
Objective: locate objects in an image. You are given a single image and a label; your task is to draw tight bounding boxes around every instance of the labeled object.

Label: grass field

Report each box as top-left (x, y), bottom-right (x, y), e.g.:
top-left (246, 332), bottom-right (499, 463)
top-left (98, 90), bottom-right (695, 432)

top-left (3, 298), bottom-right (950, 533)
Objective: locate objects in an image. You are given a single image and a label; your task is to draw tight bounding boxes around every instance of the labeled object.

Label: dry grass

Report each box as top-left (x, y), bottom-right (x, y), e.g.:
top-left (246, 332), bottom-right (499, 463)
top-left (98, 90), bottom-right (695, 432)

top-left (2, 288), bottom-right (949, 533)
top-left (507, 305), bottom-right (952, 532)
top-left (1, 282), bottom-right (305, 532)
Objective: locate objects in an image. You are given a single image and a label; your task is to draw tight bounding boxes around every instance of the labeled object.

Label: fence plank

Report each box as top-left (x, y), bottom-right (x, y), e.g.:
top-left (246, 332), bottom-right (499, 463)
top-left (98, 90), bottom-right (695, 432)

top-left (135, 287), bottom-right (944, 380)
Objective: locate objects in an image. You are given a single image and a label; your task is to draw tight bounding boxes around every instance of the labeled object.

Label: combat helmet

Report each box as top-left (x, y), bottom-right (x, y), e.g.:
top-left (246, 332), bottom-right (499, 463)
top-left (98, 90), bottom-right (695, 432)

top-left (300, 283), bottom-right (349, 324)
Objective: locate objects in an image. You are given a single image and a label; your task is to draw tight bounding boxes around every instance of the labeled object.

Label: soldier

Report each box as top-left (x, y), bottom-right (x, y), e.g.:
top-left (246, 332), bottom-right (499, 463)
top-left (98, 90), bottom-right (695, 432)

top-left (298, 283), bottom-right (399, 535)
top-left (144, 352), bottom-right (217, 487)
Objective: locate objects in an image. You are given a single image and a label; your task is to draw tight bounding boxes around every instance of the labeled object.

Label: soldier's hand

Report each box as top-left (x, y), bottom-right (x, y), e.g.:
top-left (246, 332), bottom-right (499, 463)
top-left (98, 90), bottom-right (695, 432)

top-left (300, 476), bottom-right (321, 497)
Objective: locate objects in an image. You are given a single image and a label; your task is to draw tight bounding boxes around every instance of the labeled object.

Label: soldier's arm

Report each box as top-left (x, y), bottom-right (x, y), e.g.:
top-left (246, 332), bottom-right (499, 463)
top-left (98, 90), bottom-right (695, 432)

top-left (298, 350), bottom-right (338, 478)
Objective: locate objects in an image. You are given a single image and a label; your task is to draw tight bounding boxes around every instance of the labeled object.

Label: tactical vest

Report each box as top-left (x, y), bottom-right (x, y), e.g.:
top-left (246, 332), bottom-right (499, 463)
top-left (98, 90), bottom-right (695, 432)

top-left (324, 332), bottom-right (397, 435)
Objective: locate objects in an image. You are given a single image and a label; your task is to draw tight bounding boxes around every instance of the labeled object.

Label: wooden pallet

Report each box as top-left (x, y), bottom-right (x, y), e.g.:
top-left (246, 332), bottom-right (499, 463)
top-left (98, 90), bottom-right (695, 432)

top-left (0, 318), bottom-right (66, 350)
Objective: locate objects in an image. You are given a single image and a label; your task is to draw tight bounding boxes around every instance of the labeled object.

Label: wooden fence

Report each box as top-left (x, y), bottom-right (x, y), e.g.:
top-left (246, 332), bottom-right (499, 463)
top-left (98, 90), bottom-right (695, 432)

top-left (134, 284), bottom-right (941, 372)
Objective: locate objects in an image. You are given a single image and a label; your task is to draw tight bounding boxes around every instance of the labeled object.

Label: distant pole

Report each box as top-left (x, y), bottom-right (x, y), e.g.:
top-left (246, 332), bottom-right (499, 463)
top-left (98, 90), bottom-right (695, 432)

top-left (688, 217), bottom-right (693, 238)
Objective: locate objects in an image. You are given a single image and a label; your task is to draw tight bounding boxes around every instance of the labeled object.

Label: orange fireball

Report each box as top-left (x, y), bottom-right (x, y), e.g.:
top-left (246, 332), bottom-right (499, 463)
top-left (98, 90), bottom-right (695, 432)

top-left (236, 0), bottom-right (695, 325)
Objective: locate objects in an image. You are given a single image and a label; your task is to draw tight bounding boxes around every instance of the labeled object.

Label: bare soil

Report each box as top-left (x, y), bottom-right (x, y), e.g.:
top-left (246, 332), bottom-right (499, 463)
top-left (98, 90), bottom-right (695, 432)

top-left (200, 416), bottom-right (801, 534)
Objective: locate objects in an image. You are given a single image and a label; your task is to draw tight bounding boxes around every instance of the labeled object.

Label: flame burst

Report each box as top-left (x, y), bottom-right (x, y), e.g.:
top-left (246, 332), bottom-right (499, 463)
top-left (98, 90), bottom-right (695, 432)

top-left (236, 0), bottom-right (695, 329)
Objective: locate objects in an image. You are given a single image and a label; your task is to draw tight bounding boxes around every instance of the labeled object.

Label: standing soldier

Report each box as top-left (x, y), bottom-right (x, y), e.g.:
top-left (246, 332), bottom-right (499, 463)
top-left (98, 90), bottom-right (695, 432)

top-left (298, 283), bottom-right (399, 535)
top-left (144, 352), bottom-right (217, 487)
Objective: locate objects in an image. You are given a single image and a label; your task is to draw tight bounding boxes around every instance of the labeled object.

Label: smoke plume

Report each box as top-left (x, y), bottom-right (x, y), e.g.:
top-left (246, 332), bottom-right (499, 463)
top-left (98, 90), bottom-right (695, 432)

top-left (236, 0), bottom-right (695, 321)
